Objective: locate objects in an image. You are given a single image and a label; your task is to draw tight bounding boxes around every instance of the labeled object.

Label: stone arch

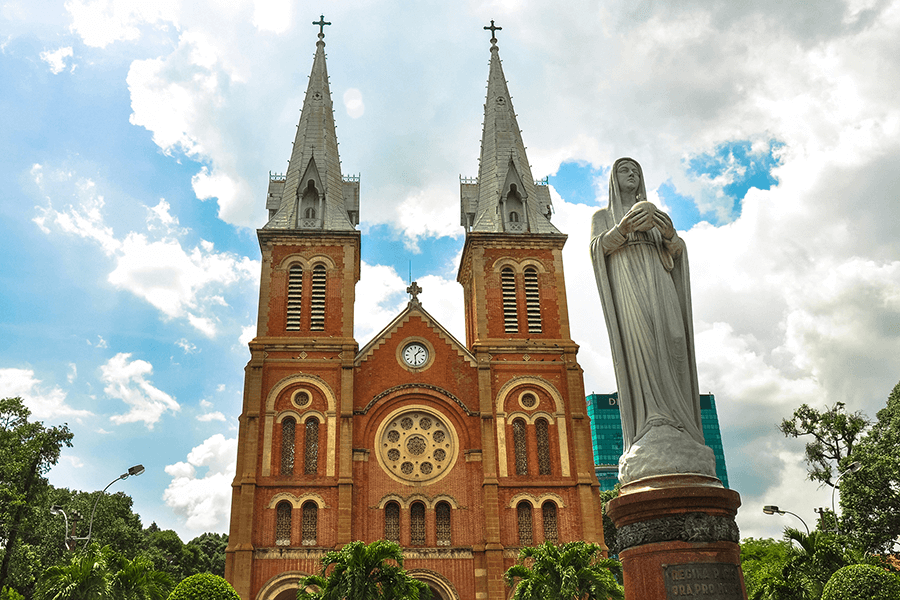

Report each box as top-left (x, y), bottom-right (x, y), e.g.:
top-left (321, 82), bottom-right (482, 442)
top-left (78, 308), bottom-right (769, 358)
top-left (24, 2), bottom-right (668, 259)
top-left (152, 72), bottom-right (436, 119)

top-left (266, 491), bottom-right (327, 509)
top-left (262, 374), bottom-right (336, 477)
top-left (406, 569), bottom-right (460, 600)
top-left (256, 570), bottom-right (311, 600)
top-left (495, 377), bottom-right (570, 478)
top-left (508, 492), bottom-right (540, 509)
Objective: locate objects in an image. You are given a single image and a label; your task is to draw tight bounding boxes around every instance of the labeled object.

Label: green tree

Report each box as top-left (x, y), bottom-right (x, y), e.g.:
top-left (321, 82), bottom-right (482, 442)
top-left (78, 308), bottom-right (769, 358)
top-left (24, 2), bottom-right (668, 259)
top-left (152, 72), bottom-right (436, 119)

top-left (739, 537), bottom-right (791, 600)
top-left (35, 544), bottom-right (172, 600)
top-left (779, 402), bottom-right (869, 488)
top-left (840, 381), bottom-right (900, 553)
top-left (504, 541), bottom-right (624, 600)
top-left (297, 540), bottom-right (430, 600)
top-left (183, 533), bottom-right (227, 577)
top-left (0, 397), bottom-right (74, 593)
top-left (599, 487), bottom-right (619, 557)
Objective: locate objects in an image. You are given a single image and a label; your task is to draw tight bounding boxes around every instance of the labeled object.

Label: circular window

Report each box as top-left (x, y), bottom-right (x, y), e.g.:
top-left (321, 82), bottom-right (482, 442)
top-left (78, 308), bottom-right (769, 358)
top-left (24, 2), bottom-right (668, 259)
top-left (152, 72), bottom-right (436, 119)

top-left (292, 390), bottom-right (311, 408)
top-left (376, 407), bottom-right (458, 485)
top-left (520, 393), bottom-right (537, 409)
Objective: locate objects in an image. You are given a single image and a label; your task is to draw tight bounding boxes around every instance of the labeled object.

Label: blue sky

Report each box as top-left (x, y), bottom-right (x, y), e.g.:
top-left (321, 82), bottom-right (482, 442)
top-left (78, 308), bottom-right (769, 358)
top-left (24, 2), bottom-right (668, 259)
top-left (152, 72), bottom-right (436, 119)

top-left (2, 0), bottom-right (900, 543)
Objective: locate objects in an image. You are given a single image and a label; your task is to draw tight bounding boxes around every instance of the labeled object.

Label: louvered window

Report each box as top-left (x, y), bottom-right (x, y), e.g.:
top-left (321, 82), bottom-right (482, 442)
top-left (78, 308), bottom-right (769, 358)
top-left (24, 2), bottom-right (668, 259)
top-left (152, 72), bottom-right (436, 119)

top-left (436, 502), bottom-right (451, 546)
top-left (517, 502), bottom-right (533, 546)
top-left (301, 501), bottom-right (317, 545)
top-left (304, 417), bottom-right (319, 474)
top-left (310, 264), bottom-right (326, 330)
top-left (536, 418), bottom-right (551, 475)
top-left (280, 418), bottom-right (295, 475)
top-left (286, 264), bottom-right (303, 331)
top-left (411, 502), bottom-right (426, 546)
top-left (524, 267), bottom-right (541, 333)
top-left (542, 502), bottom-right (558, 544)
top-left (513, 419), bottom-right (528, 476)
top-left (384, 502), bottom-right (400, 542)
top-left (501, 267), bottom-right (518, 333)
top-left (275, 501), bottom-right (291, 546)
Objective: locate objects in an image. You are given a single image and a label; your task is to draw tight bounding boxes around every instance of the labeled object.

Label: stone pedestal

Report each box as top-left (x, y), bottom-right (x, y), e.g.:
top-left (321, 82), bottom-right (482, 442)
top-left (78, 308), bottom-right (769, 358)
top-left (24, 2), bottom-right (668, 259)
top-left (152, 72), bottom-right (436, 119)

top-left (606, 475), bottom-right (748, 600)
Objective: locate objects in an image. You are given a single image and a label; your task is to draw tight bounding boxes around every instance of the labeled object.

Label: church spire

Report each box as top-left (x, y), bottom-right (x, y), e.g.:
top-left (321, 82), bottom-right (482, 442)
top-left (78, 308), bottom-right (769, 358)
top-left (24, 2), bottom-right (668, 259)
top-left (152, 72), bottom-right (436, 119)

top-left (460, 22), bottom-right (557, 234)
top-left (264, 16), bottom-right (359, 230)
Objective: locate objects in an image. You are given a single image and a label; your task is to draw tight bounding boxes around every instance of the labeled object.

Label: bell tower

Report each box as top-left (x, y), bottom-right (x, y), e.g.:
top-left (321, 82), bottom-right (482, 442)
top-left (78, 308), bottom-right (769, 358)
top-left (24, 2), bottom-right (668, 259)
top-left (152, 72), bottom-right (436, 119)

top-left (225, 17), bottom-right (361, 600)
top-left (457, 24), bottom-right (606, 598)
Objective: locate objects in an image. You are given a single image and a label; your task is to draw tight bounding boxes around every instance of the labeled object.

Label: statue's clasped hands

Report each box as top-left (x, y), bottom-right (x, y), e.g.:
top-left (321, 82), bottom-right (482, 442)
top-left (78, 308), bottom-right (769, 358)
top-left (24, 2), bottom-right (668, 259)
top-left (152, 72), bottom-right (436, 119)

top-left (617, 201), bottom-right (675, 240)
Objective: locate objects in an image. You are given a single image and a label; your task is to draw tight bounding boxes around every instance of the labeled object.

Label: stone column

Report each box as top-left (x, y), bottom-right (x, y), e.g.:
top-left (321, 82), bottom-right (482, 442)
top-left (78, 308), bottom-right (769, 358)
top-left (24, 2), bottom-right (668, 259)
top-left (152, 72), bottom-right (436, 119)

top-left (606, 475), bottom-right (747, 599)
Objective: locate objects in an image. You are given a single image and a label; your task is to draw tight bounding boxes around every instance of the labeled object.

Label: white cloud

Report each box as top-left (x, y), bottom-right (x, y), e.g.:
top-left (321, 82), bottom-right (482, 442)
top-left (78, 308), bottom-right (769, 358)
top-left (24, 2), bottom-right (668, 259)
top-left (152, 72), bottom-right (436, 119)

top-left (197, 411), bottom-right (226, 422)
top-left (252, 0), bottom-right (292, 33)
top-left (354, 262), bottom-right (408, 345)
top-left (67, 363), bottom-right (77, 383)
top-left (40, 46), bottom-right (73, 74)
top-left (66, 0), bottom-right (180, 48)
top-left (238, 323), bottom-right (255, 347)
top-left (32, 165), bottom-right (259, 336)
top-left (175, 338), bottom-right (198, 354)
top-left (0, 368), bottom-right (92, 421)
top-left (163, 433), bottom-right (236, 532)
top-left (102, 353), bottom-right (180, 427)
top-left (343, 88), bottom-right (365, 119)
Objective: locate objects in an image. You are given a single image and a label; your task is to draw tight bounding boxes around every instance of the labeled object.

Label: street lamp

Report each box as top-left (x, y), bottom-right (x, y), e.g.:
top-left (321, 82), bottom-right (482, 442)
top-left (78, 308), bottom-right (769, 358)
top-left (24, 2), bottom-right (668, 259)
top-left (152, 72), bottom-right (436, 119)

top-left (763, 505), bottom-right (809, 534)
top-left (49, 506), bottom-right (85, 551)
top-left (831, 461), bottom-right (862, 534)
top-left (50, 464), bottom-right (145, 551)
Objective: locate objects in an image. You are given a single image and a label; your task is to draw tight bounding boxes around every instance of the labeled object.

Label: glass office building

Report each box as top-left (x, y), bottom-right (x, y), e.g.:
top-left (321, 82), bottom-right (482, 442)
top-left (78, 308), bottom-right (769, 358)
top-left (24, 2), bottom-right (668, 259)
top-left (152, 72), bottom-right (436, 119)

top-left (585, 392), bottom-right (730, 490)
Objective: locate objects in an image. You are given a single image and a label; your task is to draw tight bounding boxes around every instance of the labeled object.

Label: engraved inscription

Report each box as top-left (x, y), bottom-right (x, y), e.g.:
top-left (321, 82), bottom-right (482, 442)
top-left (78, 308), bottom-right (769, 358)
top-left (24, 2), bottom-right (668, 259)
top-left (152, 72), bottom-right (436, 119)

top-left (663, 563), bottom-right (742, 599)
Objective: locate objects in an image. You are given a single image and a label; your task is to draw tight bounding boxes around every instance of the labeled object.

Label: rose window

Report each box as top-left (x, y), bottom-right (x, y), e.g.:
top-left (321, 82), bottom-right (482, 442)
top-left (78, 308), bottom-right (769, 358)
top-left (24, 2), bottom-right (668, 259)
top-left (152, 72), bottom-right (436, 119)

top-left (377, 408), bottom-right (457, 484)
top-left (407, 436), bottom-right (426, 455)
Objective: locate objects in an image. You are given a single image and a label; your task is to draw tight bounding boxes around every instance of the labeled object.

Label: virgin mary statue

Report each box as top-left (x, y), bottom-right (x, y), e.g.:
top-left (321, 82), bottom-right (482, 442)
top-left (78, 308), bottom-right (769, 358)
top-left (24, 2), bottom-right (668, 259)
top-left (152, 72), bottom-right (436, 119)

top-left (590, 157), bottom-right (716, 484)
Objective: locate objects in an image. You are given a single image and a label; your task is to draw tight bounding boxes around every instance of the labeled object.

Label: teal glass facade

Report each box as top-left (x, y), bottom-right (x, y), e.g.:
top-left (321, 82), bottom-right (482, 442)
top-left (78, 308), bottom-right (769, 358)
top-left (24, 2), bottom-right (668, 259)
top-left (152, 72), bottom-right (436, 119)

top-left (585, 392), bottom-right (730, 490)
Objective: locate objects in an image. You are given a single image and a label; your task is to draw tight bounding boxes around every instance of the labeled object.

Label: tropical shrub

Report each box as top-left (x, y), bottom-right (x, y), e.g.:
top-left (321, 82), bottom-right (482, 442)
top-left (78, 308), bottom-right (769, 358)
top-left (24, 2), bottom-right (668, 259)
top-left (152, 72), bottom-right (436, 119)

top-left (821, 564), bottom-right (900, 600)
top-left (167, 573), bottom-right (240, 600)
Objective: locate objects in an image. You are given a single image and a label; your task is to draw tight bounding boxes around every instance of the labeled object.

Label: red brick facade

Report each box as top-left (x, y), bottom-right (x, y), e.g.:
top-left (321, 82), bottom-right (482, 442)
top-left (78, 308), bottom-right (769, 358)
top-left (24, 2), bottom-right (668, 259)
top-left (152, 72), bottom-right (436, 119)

top-left (225, 30), bottom-right (605, 600)
top-left (225, 226), bottom-right (606, 600)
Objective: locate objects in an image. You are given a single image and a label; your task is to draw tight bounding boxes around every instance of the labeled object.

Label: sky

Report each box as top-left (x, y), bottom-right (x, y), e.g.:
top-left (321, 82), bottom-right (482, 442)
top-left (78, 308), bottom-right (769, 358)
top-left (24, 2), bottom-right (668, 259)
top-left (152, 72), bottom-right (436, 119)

top-left (1, 0), bottom-right (899, 545)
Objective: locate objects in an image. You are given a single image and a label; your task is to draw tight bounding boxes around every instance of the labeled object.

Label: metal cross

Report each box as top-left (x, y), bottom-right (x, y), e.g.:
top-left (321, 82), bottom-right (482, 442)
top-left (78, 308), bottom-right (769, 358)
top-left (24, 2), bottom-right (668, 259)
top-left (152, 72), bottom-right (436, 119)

top-left (484, 20), bottom-right (502, 41)
top-left (313, 15), bottom-right (331, 36)
top-left (407, 281), bottom-right (422, 302)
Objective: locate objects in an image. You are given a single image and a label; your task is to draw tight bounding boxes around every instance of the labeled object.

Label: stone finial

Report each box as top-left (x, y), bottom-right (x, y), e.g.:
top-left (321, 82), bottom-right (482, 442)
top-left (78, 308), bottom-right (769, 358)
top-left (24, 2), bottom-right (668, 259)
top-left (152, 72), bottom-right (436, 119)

top-left (407, 281), bottom-right (423, 306)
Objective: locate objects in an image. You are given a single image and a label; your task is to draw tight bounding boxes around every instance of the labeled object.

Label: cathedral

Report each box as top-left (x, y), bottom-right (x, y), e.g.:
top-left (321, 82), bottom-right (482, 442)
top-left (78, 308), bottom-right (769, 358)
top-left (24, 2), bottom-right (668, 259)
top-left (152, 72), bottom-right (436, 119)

top-left (225, 20), bottom-right (605, 600)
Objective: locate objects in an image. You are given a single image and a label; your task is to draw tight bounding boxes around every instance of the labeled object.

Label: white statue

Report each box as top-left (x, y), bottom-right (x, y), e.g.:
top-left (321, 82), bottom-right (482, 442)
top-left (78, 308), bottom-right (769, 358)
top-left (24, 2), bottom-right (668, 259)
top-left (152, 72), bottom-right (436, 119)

top-left (590, 157), bottom-right (716, 484)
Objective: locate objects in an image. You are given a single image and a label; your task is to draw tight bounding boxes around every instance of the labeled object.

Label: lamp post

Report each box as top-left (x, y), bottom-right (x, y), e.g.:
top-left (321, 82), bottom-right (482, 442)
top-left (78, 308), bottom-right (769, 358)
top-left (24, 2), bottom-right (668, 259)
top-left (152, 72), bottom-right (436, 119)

top-left (50, 464), bottom-right (145, 551)
top-left (831, 460), bottom-right (862, 534)
top-left (763, 505), bottom-right (810, 534)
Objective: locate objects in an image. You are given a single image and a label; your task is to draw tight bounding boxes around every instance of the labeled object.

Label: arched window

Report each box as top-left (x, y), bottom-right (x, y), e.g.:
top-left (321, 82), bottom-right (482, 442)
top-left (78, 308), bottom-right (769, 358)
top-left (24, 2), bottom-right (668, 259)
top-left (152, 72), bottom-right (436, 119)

top-left (517, 502), bottom-right (533, 546)
top-left (286, 264), bottom-right (302, 331)
top-left (275, 501), bottom-right (292, 546)
top-left (501, 267), bottom-right (518, 333)
top-left (304, 417), bottom-right (319, 474)
top-left (542, 502), bottom-right (558, 544)
top-left (310, 264), bottom-right (326, 331)
top-left (524, 267), bottom-right (542, 333)
top-left (301, 501), bottom-right (317, 545)
top-left (299, 179), bottom-right (319, 227)
top-left (384, 502), bottom-right (400, 542)
top-left (280, 418), bottom-right (295, 475)
top-left (536, 418), bottom-right (551, 476)
top-left (410, 502), bottom-right (426, 546)
top-left (509, 211), bottom-right (519, 222)
top-left (513, 418), bottom-right (528, 476)
top-left (436, 502), bottom-right (451, 546)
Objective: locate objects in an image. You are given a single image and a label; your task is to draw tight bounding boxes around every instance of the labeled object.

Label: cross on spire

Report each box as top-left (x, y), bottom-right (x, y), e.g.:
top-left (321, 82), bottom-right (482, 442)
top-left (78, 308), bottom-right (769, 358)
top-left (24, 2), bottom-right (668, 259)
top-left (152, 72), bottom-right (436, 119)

top-left (407, 281), bottom-right (422, 305)
top-left (484, 20), bottom-right (502, 43)
top-left (313, 15), bottom-right (331, 38)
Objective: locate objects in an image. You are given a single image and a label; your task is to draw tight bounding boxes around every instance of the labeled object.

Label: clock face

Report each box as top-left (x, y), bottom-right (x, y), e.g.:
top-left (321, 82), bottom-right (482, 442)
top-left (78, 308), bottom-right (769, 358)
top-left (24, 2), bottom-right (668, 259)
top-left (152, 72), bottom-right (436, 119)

top-left (402, 342), bottom-right (429, 367)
